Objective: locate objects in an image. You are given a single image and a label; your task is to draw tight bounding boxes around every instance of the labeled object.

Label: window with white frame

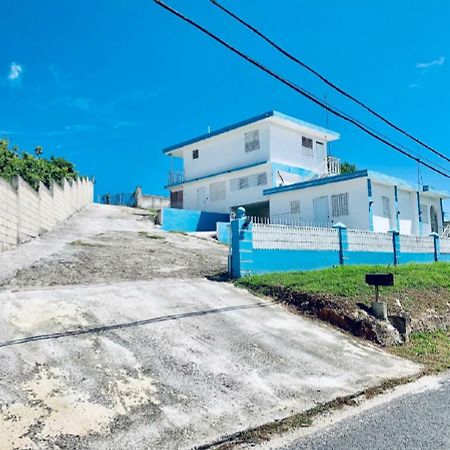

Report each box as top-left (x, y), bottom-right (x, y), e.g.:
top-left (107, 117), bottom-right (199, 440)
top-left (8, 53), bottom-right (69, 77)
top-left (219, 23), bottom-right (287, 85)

top-left (331, 193), bottom-right (349, 217)
top-left (302, 136), bottom-right (314, 158)
top-left (290, 200), bottom-right (301, 215)
top-left (209, 181), bottom-right (226, 202)
top-left (192, 149), bottom-right (199, 159)
top-left (245, 130), bottom-right (260, 152)
top-left (382, 196), bottom-right (391, 219)
top-left (420, 204), bottom-right (429, 223)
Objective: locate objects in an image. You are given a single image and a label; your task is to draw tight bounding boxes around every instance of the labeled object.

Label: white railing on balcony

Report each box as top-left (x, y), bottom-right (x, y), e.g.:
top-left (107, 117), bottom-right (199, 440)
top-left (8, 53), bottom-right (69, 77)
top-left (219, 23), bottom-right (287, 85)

top-left (308, 156), bottom-right (341, 181)
top-left (167, 170), bottom-right (185, 186)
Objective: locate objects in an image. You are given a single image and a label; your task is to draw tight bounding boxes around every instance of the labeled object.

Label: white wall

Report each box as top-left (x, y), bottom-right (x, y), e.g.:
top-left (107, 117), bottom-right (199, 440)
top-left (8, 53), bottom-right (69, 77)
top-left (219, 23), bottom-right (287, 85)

top-left (370, 182), bottom-right (444, 235)
top-left (0, 176), bottom-right (94, 252)
top-left (418, 193), bottom-right (443, 235)
top-left (371, 182), bottom-right (396, 233)
top-left (269, 123), bottom-right (328, 171)
top-left (182, 163), bottom-right (271, 213)
top-left (182, 122), bottom-right (270, 180)
top-left (268, 177), bottom-right (369, 229)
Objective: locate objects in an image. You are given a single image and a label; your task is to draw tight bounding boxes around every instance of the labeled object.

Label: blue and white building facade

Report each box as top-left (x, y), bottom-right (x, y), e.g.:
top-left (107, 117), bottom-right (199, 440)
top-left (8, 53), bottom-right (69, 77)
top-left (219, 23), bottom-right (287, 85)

top-left (165, 111), bottom-right (448, 236)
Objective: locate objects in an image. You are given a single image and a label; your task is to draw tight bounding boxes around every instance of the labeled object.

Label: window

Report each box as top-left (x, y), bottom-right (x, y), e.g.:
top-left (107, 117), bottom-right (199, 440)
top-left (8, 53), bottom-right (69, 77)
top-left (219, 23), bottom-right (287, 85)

top-left (170, 190), bottom-right (183, 209)
top-left (290, 200), bottom-right (301, 215)
top-left (210, 181), bottom-right (226, 202)
top-left (256, 173), bottom-right (267, 186)
top-left (245, 129), bottom-right (260, 152)
top-left (230, 172), bottom-right (267, 191)
top-left (192, 149), bottom-right (199, 159)
top-left (332, 193), bottom-right (349, 217)
top-left (302, 136), bottom-right (314, 157)
top-left (382, 196), bottom-right (391, 219)
top-left (420, 204), bottom-right (429, 223)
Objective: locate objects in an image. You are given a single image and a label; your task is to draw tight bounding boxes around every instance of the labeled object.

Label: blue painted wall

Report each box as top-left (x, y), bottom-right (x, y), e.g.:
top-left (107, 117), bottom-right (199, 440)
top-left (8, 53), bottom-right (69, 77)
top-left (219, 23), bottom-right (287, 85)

top-left (229, 214), bottom-right (448, 277)
top-left (440, 253), bottom-right (450, 262)
top-left (161, 208), bottom-right (229, 232)
top-left (243, 249), bottom-right (340, 275)
top-left (346, 251), bottom-right (394, 266)
top-left (216, 222), bottom-right (231, 244)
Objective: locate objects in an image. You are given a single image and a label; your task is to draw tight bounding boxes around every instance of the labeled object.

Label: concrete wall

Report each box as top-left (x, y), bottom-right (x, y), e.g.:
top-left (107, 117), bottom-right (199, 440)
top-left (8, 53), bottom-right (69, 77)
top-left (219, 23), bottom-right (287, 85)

top-left (269, 123), bottom-right (329, 171)
top-left (268, 177), bottom-right (369, 229)
top-left (230, 216), bottom-right (446, 277)
top-left (371, 182), bottom-right (444, 235)
top-left (133, 187), bottom-right (169, 210)
top-left (182, 122), bottom-right (271, 180)
top-left (161, 207), bottom-right (230, 232)
top-left (0, 175), bottom-right (94, 252)
top-left (182, 163), bottom-right (271, 213)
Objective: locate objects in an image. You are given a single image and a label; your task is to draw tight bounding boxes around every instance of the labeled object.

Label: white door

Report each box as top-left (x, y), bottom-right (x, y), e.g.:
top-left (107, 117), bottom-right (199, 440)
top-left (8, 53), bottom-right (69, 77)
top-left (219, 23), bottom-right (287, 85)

top-left (196, 187), bottom-right (207, 210)
top-left (313, 196), bottom-right (329, 226)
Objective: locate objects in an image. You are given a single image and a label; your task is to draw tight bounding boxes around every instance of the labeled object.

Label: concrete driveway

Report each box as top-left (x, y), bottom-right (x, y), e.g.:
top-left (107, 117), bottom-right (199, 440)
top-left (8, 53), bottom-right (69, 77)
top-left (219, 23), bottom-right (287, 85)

top-left (0, 205), bottom-right (419, 449)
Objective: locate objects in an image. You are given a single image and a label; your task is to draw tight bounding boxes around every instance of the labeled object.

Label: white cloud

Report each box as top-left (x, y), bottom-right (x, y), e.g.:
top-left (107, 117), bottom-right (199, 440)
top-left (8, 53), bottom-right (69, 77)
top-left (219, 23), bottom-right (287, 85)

top-left (8, 62), bottom-right (23, 80)
top-left (416, 56), bottom-right (445, 69)
top-left (408, 83), bottom-right (419, 89)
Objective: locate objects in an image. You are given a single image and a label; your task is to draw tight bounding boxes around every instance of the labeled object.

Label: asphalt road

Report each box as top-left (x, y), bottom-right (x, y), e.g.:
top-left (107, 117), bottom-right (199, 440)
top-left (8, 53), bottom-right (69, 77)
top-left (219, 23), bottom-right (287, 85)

top-left (282, 373), bottom-right (450, 450)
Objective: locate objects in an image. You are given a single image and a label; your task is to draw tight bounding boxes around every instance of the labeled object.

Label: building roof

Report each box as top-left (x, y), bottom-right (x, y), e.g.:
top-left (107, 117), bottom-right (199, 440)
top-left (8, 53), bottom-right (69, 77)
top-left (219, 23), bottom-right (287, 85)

top-left (263, 169), bottom-right (450, 199)
top-left (163, 110), bottom-right (340, 155)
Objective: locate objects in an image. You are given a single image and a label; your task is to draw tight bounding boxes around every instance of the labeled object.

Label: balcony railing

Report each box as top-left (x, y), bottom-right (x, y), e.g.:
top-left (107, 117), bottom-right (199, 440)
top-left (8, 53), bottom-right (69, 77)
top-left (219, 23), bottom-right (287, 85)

top-left (308, 156), bottom-right (341, 181)
top-left (167, 170), bottom-right (185, 186)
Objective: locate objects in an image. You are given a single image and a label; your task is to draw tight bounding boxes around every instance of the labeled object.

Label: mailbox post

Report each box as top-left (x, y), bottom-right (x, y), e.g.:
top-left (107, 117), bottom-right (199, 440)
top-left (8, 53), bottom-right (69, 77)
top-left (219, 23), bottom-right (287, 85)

top-left (365, 273), bottom-right (394, 320)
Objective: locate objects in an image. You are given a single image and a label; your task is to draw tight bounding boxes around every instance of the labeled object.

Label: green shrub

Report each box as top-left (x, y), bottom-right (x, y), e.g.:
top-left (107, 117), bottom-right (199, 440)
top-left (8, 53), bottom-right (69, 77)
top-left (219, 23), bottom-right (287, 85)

top-left (0, 139), bottom-right (80, 190)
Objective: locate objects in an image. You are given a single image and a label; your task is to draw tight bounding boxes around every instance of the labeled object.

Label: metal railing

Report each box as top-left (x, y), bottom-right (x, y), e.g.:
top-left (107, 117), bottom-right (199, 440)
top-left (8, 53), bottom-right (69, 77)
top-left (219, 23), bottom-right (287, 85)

top-left (167, 170), bottom-right (185, 186)
top-left (249, 215), bottom-right (333, 228)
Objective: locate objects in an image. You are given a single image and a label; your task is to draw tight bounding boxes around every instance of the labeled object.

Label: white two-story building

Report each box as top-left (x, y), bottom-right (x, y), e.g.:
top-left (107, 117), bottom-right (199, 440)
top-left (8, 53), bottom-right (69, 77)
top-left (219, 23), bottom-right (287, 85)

top-left (164, 111), bottom-right (448, 235)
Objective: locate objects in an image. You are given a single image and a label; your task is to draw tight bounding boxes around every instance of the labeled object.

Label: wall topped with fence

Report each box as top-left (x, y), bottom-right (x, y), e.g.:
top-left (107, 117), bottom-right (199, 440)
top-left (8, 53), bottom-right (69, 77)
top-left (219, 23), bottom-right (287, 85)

top-left (230, 208), bottom-right (450, 277)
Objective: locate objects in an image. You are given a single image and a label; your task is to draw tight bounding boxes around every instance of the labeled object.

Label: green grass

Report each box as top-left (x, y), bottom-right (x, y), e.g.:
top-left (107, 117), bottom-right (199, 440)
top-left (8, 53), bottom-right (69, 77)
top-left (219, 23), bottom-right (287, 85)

top-left (391, 330), bottom-right (450, 373)
top-left (138, 231), bottom-right (165, 240)
top-left (236, 263), bottom-right (450, 299)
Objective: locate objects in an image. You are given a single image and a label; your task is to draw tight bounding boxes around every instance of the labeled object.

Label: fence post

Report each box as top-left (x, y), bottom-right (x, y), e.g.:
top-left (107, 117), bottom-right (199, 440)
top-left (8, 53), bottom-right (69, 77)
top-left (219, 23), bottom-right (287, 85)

top-left (430, 232), bottom-right (440, 262)
top-left (230, 207), bottom-right (247, 278)
top-left (389, 230), bottom-right (400, 265)
top-left (333, 222), bottom-right (348, 265)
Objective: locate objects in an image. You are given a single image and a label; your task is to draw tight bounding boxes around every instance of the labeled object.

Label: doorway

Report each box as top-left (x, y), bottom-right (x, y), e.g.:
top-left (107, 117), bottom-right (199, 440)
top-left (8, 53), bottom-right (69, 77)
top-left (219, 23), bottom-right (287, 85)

top-left (313, 196), bottom-right (329, 226)
top-left (196, 187), bottom-right (207, 210)
top-left (430, 206), bottom-right (439, 233)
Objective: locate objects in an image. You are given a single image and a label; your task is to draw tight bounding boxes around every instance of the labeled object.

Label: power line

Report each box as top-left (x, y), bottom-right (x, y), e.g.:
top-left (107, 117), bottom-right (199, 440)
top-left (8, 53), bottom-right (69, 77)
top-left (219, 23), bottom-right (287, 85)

top-left (153, 0), bottom-right (450, 179)
top-left (210, 0), bottom-right (450, 165)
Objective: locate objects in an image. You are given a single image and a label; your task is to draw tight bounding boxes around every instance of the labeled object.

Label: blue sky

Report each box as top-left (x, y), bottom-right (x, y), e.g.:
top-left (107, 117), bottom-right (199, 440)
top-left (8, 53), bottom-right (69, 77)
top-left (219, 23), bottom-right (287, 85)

top-left (1, 0), bottom-right (449, 205)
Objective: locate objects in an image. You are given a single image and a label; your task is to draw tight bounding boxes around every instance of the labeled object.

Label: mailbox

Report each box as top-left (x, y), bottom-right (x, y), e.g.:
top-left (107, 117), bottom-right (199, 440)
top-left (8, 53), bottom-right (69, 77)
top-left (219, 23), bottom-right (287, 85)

top-left (365, 273), bottom-right (394, 287)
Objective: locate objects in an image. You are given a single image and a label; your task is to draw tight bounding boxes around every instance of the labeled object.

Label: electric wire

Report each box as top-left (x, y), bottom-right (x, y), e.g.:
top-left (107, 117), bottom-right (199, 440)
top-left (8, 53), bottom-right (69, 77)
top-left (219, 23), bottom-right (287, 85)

top-left (153, 0), bottom-right (450, 179)
top-left (210, 0), bottom-right (450, 165)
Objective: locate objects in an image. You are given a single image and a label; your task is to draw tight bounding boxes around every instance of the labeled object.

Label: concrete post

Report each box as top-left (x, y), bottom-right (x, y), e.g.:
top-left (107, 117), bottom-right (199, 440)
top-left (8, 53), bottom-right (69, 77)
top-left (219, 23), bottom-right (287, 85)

top-left (430, 232), bottom-right (440, 262)
top-left (230, 207), bottom-right (247, 278)
top-left (389, 230), bottom-right (400, 265)
top-left (333, 222), bottom-right (348, 266)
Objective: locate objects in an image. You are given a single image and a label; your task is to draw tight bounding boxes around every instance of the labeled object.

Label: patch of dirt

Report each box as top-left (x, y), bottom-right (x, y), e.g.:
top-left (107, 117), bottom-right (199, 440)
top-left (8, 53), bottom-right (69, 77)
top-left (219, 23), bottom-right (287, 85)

top-left (1, 230), bottom-right (228, 289)
top-left (243, 284), bottom-right (450, 347)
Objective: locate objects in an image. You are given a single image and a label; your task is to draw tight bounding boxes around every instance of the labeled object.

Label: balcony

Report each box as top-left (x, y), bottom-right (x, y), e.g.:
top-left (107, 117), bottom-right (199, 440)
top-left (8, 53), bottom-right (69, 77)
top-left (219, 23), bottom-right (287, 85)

top-left (308, 156), bottom-right (341, 181)
top-left (167, 170), bottom-right (185, 186)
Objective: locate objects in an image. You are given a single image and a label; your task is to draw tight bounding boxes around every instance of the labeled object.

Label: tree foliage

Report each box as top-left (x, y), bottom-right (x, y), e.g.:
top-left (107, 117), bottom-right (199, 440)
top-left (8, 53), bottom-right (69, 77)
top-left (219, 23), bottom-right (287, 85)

top-left (340, 161), bottom-right (358, 174)
top-left (0, 139), bottom-right (80, 190)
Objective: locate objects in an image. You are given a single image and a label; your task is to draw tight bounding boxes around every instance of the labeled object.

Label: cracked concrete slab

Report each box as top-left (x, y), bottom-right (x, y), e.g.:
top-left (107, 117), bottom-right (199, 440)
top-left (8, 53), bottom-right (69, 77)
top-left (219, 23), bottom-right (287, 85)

top-left (0, 279), bottom-right (419, 449)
